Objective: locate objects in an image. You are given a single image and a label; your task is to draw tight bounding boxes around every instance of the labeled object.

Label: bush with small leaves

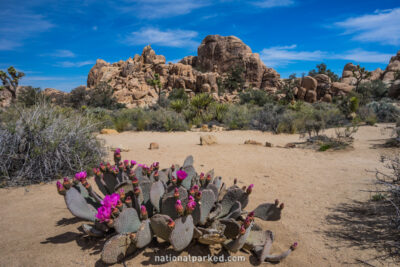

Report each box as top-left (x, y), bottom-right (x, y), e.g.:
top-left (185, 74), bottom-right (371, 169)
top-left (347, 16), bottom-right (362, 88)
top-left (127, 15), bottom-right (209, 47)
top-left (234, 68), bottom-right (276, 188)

top-left (366, 100), bottom-right (400, 123)
top-left (239, 89), bottom-right (273, 106)
top-left (0, 102), bottom-right (106, 186)
top-left (223, 104), bottom-right (255, 130)
top-left (55, 153), bottom-right (297, 264)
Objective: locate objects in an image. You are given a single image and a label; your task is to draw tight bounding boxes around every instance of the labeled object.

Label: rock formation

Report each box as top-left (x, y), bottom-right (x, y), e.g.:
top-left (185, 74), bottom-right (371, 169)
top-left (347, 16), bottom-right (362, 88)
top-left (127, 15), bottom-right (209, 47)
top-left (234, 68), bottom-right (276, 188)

top-left (86, 35), bottom-right (281, 108)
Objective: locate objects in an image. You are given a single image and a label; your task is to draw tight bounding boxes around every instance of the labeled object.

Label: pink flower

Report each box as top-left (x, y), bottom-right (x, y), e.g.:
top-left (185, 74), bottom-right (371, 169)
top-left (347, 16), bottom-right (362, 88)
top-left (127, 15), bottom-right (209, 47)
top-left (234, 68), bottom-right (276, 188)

top-left (56, 181), bottom-right (63, 189)
top-left (124, 160), bottom-right (129, 165)
top-left (175, 200), bottom-right (184, 215)
top-left (101, 193), bottom-right (120, 209)
top-left (186, 200), bottom-right (196, 212)
top-left (114, 148), bottom-right (121, 154)
top-left (130, 160), bottom-right (137, 166)
top-left (140, 205), bottom-right (148, 219)
top-left (176, 170), bottom-right (187, 181)
top-left (188, 195), bottom-right (194, 202)
top-left (74, 171), bottom-right (87, 182)
top-left (96, 206), bottom-right (112, 222)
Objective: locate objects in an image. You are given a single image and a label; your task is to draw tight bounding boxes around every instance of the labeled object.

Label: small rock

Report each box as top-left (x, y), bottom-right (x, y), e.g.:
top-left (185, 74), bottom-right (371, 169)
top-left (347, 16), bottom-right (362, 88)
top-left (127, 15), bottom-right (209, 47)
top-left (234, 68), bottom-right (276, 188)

top-left (285, 143), bottom-right (296, 148)
top-left (200, 135), bottom-right (217, 145)
top-left (200, 124), bottom-right (209, 132)
top-left (149, 142), bottom-right (159, 150)
top-left (100, 129), bottom-right (119, 134)
top-left (265, 142), bottom-right (273, 147)
top-left (211, 125), bottom-right (224, 132)
top-left (244, 140), bottom-right (262, 146)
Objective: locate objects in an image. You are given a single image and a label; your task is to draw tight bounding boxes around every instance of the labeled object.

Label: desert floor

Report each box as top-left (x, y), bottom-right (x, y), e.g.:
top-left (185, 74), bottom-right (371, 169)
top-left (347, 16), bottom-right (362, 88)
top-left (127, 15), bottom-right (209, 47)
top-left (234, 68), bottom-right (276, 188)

top-left (0, 124), bottom-right (399, 267)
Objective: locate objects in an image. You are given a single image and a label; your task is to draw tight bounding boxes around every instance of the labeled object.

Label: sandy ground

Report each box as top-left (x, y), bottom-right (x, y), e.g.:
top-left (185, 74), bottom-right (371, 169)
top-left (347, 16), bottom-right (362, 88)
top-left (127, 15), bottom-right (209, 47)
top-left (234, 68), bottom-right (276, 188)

top-left (0, 124), bottom-right (398, 267)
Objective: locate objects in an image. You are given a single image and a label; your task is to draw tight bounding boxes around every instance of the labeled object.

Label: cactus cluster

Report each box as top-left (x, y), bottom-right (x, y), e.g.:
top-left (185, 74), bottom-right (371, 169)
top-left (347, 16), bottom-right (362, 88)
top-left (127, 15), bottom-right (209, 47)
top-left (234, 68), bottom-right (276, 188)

top-left (56, 150), bottom-right (297, 264)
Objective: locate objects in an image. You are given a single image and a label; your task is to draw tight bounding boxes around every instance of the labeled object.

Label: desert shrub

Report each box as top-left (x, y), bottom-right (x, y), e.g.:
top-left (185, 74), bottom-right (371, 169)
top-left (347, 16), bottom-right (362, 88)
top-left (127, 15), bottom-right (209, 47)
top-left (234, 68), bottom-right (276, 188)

top-left (219, 65), bottom-right (245, 93)
top-left (183, 93), bottom-right (215, 126)
top-left (17, 86), bottom-right (48, 107)
top-left (168, 88), bottom-right (188, 102)
top-left (239, 89), bottom-right (273, 106)
top-left (87, 82), bottom-right (124, 109)
top-left (169, 99), bottom-right (187, 113)
top-left (357, 80), bottom-right (388, 104)
top-left (308, 63), bottom-right (339, 82)
top-left (366, 100), bottom-right (400, 122)
top-left (0, 103), bottom-right (106, 186)
top-left (357, 106), bottom-right (378, 125)
top-left (69, 85), bottom-right (88, 108)
top-left (223, 104), bottom-right (254, 130)
top-left (111, 108), bottom-right (188, 132)
top-left (251, 103), bottom-right (286, 133)
top-left (209, 102), bottom-right (229, 123)
top-left (84, 107), bottom-right (114, 130)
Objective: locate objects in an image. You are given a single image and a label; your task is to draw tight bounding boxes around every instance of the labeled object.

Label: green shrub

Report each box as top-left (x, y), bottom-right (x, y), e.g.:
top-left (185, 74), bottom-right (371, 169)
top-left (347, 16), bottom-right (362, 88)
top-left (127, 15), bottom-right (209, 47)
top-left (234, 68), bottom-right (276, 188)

top-left (239, 89), bottom-right (273, 106)
top-left (0, 103), bottom-right (106, 186)
top-left (371, 193), bottom-right (385, 202)
top-left (169, 99), bottom-right (187, 113)
top-left (223, 104), bottom-right (254, 130)
top-left (366, 100), bottom-right (400, 122)
top-left (168, 88), bottom-right (188, 102)
top-left (251, 103), bottom-right (285, 133)
top-left (319, 143), bottom-right (332, 151)
top-left (349, 96), bottom-right (359, 113)
top-left (356, 80), bottom-right (388, 104)
top-left (87, 82), bottom-right (124, 109)
top-left (69, 85), bottom-right (88, 108)
top-left (17, 86), bottom-right (47, 107)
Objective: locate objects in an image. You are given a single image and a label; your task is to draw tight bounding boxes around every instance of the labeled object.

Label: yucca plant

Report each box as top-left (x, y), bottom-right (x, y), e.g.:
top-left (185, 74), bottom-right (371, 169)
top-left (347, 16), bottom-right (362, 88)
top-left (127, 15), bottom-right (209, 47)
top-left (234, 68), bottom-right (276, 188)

top-left (56, 150), bottom-right (297, 264)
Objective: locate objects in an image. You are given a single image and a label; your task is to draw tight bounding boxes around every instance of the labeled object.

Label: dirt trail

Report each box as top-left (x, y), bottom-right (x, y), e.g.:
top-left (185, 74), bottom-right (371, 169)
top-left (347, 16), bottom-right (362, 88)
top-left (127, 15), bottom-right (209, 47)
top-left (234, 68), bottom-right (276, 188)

top-left (0, 124), bottom-right (397, 267)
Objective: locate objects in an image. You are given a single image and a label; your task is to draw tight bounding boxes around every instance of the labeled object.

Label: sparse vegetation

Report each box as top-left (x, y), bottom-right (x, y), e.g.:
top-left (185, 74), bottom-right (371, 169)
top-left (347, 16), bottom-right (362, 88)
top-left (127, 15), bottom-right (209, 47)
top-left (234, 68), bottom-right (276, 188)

top-left (0, 66), bottom-right (25, 101)
top-left (309, 63), bottom-right (339, 82)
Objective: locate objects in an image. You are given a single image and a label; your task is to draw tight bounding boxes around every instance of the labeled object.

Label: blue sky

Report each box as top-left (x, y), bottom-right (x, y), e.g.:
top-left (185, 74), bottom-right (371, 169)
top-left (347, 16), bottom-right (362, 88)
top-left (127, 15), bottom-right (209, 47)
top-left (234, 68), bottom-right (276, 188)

top-left (0, 0), bottom-right (399, 91)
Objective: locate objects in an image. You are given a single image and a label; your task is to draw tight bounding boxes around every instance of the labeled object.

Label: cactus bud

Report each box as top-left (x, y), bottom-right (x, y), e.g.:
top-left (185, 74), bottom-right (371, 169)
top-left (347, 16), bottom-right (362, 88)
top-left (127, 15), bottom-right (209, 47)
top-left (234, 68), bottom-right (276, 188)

top-left (140, 205), bottom-right (148, 220)
top-left (171, 177), bottom-right (177, 185)
top-left (153, 171), bottom-right (159, 181)
top-left (275, 199), bottom-right (279, 206)
top-left (129, 233), bottom-right (136, 241)
top-left (130, 160), bottom-right (137, 168)
top-left (290, 242), bottom-right (298, 250)
top-left (248, 211), bottom-right (255, 220)
top-left (119, 189), bottom-right (125, 202)
top-left (206, 174), bottom-right (212, 183)
top-left (112, 207), bottom-right (120, 217)
top-left (189, 187), bottom-right (195, 196)
top-left (123, 160), bottom-right (129, 167)
top-left (106, 218), bottom-right (114, 228)
top-left (171, 164), bottom-right (175, 171)
top-left (246, 184), bottom-right (254, 194)
top-left (63, 177), bottom-right (71, 189)
top-left (56, 181), bottom-right (66, 195)
top-left (114, 148), bottom-right (121, 162)
top-left (279, 203), bottom-right (284, 209)
top-left (195, 191), bottom-right (202, 201)
top-left (175, 200), bottom-right (184, 216)
top-left (116, 200), bottom-right (123, 211)
top-left (186, 200), bottom-right (196, 214)
top-left (188, 195), bottom-right (194, 202)
top-left (234, 178), bottom-right (237, 185)
top-left (174, 187), bottom-right (180, 199)
top-left (193, 184), bottom-right (199, 193)
top-left (239, 225), bottom-right (246, 235)
top-left (112, 166), bottom-right (119, 175)
top-left (168, 218), bottom-right (175, 229)
top-left (84, 181), bottom-right (92, 191)
top-left (125, 196), bottom-right (132, 207)
top-left (133, 187), bottom-right (141, 196)
top-left (99, 162), bottom-right (106, 172)
top-left (106, 162), bottom-right (112, 172)
top-left (243, 217), bottom-right (251, 228)
top-left (132, 177), bottom-right (139, 187)
top-left (118, 161), bottom-right (124, 170)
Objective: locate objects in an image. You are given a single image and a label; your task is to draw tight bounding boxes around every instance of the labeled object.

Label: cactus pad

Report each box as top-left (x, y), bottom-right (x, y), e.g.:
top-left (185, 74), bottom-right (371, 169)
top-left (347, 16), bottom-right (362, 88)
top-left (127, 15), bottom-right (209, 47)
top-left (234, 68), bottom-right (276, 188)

top-left (150, 180), bottom-right (165, 212)
top-left (223, 200), bottom-right (241, 220)
top-left (114, 208), bottom-right (141, 234)
top-left (181, 165), bottom-right (196, 190)
top-left (206, 183), bottom-right (219, 201)
top-left (223, 221), bottom-right (253, 252)
top-left (218, 188), bottom-right (247, 218)
top-left (183, 155), bottom-right (194, 168)
top-left (199, 189), bottom-right (215, 225)
top-left (169, 215), bottom-right (194, 251)
top-left (101, 234), bottom-right (135, 264)
top-left (253, 202), bottom-right (283, 221)
top-left (65, 187), bottom-right (97, 222)
top-left (102, 173), bottom-right (119, 194)
top-left (134, 219), bottom-right (153, 248)
top-left (82, 223), bottom-right (105, 237)
top-left (150, 214), bottom-right (173, 241)
top-left (243, 230), bottom-right (273, 251)
top-left (219, 218), bottom-right (241, 239)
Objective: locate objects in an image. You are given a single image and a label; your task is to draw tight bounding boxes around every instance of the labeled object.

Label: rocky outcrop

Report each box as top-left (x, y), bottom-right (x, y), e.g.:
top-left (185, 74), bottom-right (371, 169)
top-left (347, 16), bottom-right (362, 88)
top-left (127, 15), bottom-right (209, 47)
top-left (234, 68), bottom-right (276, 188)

top-left (43, 88), bottom-right (68, 105)
top-left (86, 35), bottom-right (281, 108)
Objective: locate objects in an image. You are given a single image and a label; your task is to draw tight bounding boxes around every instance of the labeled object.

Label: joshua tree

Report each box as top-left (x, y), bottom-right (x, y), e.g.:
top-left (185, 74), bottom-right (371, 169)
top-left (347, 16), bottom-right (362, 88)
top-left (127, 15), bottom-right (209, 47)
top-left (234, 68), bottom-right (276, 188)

top-left (0, 66), bottom-right (25, 101)
top-left (352, 65), bottom-right (371, 92)
top-left (147, 73), bottom-right (162, 105)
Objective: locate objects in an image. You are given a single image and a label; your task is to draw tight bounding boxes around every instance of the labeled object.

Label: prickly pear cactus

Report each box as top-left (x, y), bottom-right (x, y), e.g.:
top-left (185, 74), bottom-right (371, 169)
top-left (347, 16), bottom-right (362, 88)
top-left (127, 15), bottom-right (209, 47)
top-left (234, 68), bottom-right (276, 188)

top-left (55, 152), bottom-right (297, 264)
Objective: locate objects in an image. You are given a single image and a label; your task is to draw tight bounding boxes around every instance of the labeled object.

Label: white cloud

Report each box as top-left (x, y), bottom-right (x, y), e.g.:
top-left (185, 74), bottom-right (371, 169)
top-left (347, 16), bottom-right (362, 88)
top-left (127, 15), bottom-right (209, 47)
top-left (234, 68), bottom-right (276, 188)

top-left (119, 0), bottom-right (210, 19)
top-left (260, 45), bottom-right (393, 67)
top-left (334, 8), bottom-right (400, 46)
top-left (260, 45), bottom-right (326, 67)
top-left (56, 60), bottom-right (95, 67)
top-left (252, 0), bottom-right (294, 8)
top-left (0, 7), bottom-right (54, 50)
top-left (43, 49), bottom-right (76, 58)
top-left (125, 27), bottom-right (199, 48)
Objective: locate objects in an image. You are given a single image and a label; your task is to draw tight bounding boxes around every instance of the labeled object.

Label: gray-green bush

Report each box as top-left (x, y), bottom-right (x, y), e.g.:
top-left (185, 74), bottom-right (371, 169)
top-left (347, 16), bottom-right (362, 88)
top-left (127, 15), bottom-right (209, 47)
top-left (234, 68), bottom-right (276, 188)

top-left (0, 103), bottom-right (106, 186)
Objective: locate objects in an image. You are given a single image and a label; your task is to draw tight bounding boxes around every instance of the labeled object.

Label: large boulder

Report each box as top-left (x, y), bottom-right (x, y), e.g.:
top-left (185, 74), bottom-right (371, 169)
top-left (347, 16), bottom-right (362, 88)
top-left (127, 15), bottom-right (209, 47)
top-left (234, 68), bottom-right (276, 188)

top-left (43, 88), bottom-right (68, 105)
top-left (382, 51), bottom-right (400, 83)
top-left (301, 76), bottom-right (317, 91)
top-left (314, 74), bottom-right (331, 98)
top-left (341, 63), bottom-right (357, 85)
top-left (389, 80), bottom-right (400, 99)
top-left (331, 82), bottom-right (354, 94)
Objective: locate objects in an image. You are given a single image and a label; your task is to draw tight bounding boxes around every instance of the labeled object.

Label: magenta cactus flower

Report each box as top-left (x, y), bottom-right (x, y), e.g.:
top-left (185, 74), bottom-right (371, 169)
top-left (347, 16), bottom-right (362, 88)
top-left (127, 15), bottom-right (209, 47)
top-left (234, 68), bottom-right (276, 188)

top-left (174, 187), bottom-right (180, 198)
top-left (123, 160), bottom-right (129, 166)
top-left (140, 205), bottom-right (148, 219)
top-left (239, 224), bottom-right (246, 235)
top-left (74, 171), bottom-right (87, 182)
top-left (96, 206), bottom-right (112, 222)
top-left (186, 200), bottom-right (196, 214)
top-left (101, 193), bottom-right (120, 209)
top-left (176, 170), bottom-right (188, 181)
top-left (291, 242), bottom-right (298, 250)
top-left (130, 160), bottom-right (137, 166)
top-left (114, 148), bottom-right (121, 154)
top-left (188, 195), bottom-right (194, 202)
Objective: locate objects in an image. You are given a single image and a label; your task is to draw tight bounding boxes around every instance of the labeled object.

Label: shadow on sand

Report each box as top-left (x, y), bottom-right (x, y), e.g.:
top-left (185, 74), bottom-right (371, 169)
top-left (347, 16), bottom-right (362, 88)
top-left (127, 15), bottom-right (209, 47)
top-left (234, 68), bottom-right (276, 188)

top-left (323, 198), bottom-right (399, 265)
